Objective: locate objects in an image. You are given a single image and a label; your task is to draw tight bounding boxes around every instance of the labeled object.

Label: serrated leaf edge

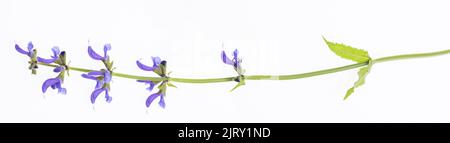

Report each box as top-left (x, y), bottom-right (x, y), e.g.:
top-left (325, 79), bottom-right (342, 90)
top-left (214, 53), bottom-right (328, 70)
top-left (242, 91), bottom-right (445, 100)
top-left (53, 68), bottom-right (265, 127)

top-left (323, 36), bottom-right (371, 63)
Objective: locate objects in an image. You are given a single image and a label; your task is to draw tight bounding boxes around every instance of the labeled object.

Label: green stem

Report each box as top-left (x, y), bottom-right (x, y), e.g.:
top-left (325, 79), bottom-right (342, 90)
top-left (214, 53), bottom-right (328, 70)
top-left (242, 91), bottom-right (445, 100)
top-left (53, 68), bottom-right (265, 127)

top-left (37, 63), bottom-right (166, 81)
top-left (372, 49), bottom-right (450, 63)
top-left (169, 77), bottom-right (234, 83)
top-left (245, 62), bottom-right (367, 80)
top-left (37, 49), bottom-right (450, 83)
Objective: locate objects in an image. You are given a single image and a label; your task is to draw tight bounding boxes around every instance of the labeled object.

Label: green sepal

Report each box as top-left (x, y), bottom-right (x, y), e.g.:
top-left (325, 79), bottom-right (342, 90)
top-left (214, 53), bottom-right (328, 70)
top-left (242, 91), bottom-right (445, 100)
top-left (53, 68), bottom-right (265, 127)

top-left (30, 49), bottom-right (38, 75)
top-left (158, 82), bottom-right (167, 91)
top-left (167, 82), bottom-right (177, 88)
top-left (230, 80), bottom-right (245, 92)
top-left (108, 61), bottom-right (114, 71)
top-left (153, 63), bottom-right (166, 77)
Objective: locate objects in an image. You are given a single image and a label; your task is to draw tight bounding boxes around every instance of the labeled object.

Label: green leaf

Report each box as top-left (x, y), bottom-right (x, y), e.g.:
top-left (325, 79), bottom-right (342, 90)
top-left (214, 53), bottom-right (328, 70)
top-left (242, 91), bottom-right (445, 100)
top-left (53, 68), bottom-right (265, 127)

top-left (323, 37), bottom-right (371, 63)
top-left (344, 61), bottom-right (373, 100)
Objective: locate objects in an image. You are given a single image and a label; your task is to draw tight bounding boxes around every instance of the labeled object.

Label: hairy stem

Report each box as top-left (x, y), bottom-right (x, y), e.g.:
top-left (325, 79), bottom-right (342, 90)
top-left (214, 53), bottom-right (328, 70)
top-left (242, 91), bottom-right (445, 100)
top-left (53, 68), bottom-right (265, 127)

top-left (37, 49), bottom-right (450, 83)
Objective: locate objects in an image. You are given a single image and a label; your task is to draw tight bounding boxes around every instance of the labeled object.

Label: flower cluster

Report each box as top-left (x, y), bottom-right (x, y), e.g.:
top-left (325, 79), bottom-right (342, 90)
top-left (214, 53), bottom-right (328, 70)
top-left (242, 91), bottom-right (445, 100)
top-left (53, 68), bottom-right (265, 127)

top-left (82, 44), bottom-right (114, 104)
top-left (16, 41), bottom-right (243, 110)
top-left (39, 47), bottom-right (69, 94)
top-left (15, 42), bottom-right (38, 74)
top-left (137, 57), bottom-right (176, 109)
top-left (16, 42), bottom-right (69, 95)
top-left (16, 37), bottom-right (450, 108)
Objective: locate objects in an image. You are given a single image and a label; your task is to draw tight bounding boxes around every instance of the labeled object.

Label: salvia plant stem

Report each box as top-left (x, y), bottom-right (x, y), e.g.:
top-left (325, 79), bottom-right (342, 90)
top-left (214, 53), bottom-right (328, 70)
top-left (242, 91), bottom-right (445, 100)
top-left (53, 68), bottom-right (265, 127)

top-left (16, 37), bottom-right (450, 109)
top-left (39, 49), bottom-right (450, 82)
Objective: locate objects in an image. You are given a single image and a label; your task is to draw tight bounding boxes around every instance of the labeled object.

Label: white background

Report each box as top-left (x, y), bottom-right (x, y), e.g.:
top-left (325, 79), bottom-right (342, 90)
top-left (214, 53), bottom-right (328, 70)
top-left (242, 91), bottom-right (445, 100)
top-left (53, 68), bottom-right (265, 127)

top-left (1, 0), bottom-right (450, 122)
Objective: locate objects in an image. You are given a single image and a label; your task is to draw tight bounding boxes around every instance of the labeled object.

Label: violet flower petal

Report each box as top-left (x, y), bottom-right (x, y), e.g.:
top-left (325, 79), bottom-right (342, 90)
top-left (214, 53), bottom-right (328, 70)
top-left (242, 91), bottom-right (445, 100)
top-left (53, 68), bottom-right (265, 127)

top-left (58, 88), bottom-right (67, 95)
top-left (95, 80), bottom-right (105, 89)
top-left (137, 80), bottom-right (152, 83)
top-left (55, 82), bottom-right (67, 94)
top-left (146, 93), bottom-right (161, 108)
top-left (105, 90), bottom-right (112, 103)
top-left (137, 60), bottom-right (157, 71)
top-left (53, 66), bottom-right (63, 72)
top-left (91, 88), bottom-right (106, 104)
top-left (152, 56), bottom-right (161, 67)
top-left (37, 57), bottom-right (57, 64)
top-left (233, 49), bottom-right (242, 68)
top-left (104, 70), bottom-right (111, 83)
top-left (82, 74), bottom-right (97, 80)
top-left (221, 51), bottom-right (233, 65)
top-left (88, 46), bottom-right (105, 60)
top-left (147, 83), bottom-right (155, 91)
top-left (87, 71), bottom-right (103, 76)
top-left (27, 42), bottom-right (34, 52)
top-left (159, 95), bottom-right (166, 109)
top-left (233, 49), bottom-right (239, 60)
top-left (15, 44), bottom-right (29, 55)
top-left (27, 42), bottom-right (34, 57)
top-left (103, 44), bottom-right (111, 59)
top-left (42, 78), bottom-right (61, 93)
top-left (51, 47), bottom-right (60, 58)
top-left (137, 80), bottom-right (155, 91)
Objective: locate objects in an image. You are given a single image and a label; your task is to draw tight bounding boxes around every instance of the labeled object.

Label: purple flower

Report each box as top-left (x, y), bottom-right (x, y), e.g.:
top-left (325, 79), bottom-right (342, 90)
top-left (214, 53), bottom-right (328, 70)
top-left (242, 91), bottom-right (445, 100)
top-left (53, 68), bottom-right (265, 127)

top-left (91, 88), bottom-right (112, 104)
top-left (37, 46), bottom-right (60, 64)
top-left (15, 42), bottom-right (35, 58)
top-left (137, 80), bottom-right (166, 109)
top-left (88, 44), bottom-right (111, 61)
top-left (15, 42), bottom-right (38, 74)
top-left (146, 92), bottom-right (165, 108)
top-left (222, 49), bottom-right (246, 91)
top-left (136, 57), bottom-right (161, 72)
top-left (82, 69), bottom-right (112, 104)
top-left (40, 48), bottom-right (68, 95)
top-left (136, 57), bottom-right (169, 109)
top-left (221, 49), bottom-right (243, 74)
top-left (221, 49), bottom-right (239, 67)
top-left (42, 77), bottom-right (66, 94)
top-left (83, 43), bottom-right (114, 104)
top-left (137, 80), bottom-right (156, 92)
